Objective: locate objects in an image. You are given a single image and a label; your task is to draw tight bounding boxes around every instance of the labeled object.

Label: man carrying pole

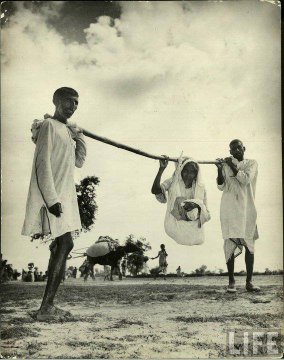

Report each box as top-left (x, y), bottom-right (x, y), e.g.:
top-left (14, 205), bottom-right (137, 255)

top-left (216, 139), bottom-right (260, 293)
top-left (22, 87), bottom-right (87, 321)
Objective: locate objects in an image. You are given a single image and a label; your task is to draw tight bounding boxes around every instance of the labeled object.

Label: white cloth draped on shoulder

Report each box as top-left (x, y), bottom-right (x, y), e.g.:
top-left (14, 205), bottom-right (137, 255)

top-left (155, 156), bottom-right (211, 246)
top-left (22, 115), bottom-right (87, 239)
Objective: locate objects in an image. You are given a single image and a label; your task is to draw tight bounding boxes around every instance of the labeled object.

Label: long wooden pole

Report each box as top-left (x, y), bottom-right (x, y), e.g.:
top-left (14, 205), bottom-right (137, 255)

top-left (82, 128), bottom-right (219, 164)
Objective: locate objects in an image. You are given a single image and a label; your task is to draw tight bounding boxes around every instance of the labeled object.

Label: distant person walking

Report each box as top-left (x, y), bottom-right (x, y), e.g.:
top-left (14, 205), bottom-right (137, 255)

top-left (176, 266), bottom-right (182, 277)
top-left (28, 263), bottom-right (35, 282)
top-left (121, 258), bottom-right (127, 277)
top-left (104, 265), bottom-right (111, 281)
top-left (151, 244), bottom-right (168, 280)
top-left (216, 139), bottom-right (260, 293)
top-left (72, 267), bottom-right (77, 279)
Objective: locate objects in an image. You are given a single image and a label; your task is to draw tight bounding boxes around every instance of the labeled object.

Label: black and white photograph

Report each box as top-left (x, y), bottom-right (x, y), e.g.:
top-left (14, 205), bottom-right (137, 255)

top-left (1, 1), bottom-right (282, 359)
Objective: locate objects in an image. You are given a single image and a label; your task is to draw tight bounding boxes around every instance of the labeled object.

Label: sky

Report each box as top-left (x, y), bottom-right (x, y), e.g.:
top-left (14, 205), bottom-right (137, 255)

top-left (1, 1), bottom-right (282, 275)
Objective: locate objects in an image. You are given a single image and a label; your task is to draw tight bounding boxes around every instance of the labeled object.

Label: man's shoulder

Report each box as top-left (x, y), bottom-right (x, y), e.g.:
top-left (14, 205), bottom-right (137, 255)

top-left (31, 117), bottom-right (57, 143)
top-left (38, 117), bottom-right (60, 133)
top-left (42, 117), bottom-right (55, 126)
top-left (33, 117), bottom-right (54, 129)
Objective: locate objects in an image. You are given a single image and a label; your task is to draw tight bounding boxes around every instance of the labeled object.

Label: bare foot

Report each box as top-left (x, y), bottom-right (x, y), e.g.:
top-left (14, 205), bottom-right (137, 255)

top-left (246, 282), bottom-right (260, 292)
top-left (226, 282), bottom-right (237, 293)
top-left (31, 305), bottom-right (73, 322)
top-left (53, 306), bottom-right (72, 317)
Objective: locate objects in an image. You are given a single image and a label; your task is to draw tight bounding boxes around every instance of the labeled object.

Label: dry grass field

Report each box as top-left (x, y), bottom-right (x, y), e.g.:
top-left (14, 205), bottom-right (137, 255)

top-left (0, 275), bottom-right (283, 359)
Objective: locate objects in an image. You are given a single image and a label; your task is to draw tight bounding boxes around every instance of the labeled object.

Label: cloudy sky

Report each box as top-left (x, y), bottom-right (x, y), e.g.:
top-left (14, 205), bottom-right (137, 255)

top-left (1, 1), bottom-right (282, 274)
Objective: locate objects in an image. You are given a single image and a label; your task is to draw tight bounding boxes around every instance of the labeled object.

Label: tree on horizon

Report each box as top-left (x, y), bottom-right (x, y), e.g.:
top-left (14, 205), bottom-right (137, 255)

top-left (126, 235), bottom-right (151, 276)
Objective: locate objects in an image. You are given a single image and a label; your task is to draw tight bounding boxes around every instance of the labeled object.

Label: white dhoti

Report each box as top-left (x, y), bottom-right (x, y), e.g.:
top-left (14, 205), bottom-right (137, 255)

top-left (224, 237), bottom-right (255, 263)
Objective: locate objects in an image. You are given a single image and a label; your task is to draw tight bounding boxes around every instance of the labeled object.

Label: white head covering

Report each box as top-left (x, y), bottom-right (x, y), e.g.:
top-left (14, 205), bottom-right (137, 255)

top-left (170, 155), bottom-right (205, 201)
top-left (159, 154), bottom-right (211, 245)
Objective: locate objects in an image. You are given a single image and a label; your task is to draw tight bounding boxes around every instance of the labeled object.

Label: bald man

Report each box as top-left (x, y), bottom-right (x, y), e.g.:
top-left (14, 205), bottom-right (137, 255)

top-left (22, 87), bottom-right (87, 320)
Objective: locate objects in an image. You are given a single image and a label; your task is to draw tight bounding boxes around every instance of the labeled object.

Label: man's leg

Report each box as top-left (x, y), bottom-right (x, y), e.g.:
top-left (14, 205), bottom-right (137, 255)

top-left (224, 239), bottom-right (237, 292)
top-left (226, 255), bottom-right (237, 292)
top-left (245, 247), bottom-right (260, 292)
top-left (245, 246), bottom-right (254, 283)
top-left (38, 232), bottom-right (73, 317)
top-left (227, 255), bottom-right (235, 284)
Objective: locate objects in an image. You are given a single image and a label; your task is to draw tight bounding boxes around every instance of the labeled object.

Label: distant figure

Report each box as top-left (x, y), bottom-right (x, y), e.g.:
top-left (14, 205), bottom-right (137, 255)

top-left (22, 269), bottom-right (27, 281)
top-left (83, 268), bottom-right (95, 282)
top-left (176, 266), bottom-right (182, 277)
top-left (6, 264), bottom-right (14, 281)
top-left (79, 261), bottom-right (87, 279)
top-left (216, 139), bottom-right (260, 293)
top-left (38, 272), bottom-right (44, 281)
top-left (104, 265), bottom-right (111, 281)
top-left (72, 267), bottom-right (77, 279)
top-left (28, 263), bottom-right (35, 282)
top-left (34, 267), bottom-right (39, 282)
top-left (26, 271), bottom-right (33, 282)
top-left (66, 267), bottom-right (73, 278)
top-left (151, 244), bottom-right (168, 280)
top-left (12, 269), bottom-right (21, 281)
top-left (121, 258), bottom-right (127, 277)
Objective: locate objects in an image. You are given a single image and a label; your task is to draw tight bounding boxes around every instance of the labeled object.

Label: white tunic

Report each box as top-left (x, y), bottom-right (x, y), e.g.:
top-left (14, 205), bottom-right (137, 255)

top-left (22, 117), bottom-right (86, 239)
top-left (217, 158), bottom-right (258, 241)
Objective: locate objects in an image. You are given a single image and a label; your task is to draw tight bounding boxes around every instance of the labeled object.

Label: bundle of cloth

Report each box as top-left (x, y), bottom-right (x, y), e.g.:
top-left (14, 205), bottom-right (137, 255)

top-left (85, 236), bottom-right (119, 258)
top-left (156, 156), bottom-right (211, 245)
top-left (171, 197), bottom-right (202, 222)
top-left (31, 114), bottom-right (82, 144)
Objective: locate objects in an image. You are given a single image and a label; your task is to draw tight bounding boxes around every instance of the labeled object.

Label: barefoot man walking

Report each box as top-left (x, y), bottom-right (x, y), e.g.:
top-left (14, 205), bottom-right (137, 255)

top-left (22, 87), bottom-right (87, 321)
top-left (216, 139), bottom-right (260, 293)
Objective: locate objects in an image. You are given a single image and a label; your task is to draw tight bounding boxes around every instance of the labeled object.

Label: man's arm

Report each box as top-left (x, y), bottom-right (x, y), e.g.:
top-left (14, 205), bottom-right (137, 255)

top-left (67, 124), bottom-right (87, 168)
top-left (235, 160), bottom-right (258, 185)
top-left (215, 159), bottom-right (225, 185)
top-left (35, 120), bottom-right (61, 216)
top-left (215, 159), bottom-right (225, 192)
top-left (225, 158), bottom-right (258, 185)
top-left (224, 157), bottom-right (238, 176)
top-left (74, 132), bottom-right (87, 168)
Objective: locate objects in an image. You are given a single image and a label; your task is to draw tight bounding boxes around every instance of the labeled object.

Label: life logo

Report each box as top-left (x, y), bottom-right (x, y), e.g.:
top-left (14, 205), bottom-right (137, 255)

top-left (226, 329), bottom-right (282, 357)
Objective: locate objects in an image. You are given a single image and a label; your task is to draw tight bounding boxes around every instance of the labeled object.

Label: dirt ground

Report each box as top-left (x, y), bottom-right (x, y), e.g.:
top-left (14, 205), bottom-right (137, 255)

top-left (0, 275), bottom-right (283, 359)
